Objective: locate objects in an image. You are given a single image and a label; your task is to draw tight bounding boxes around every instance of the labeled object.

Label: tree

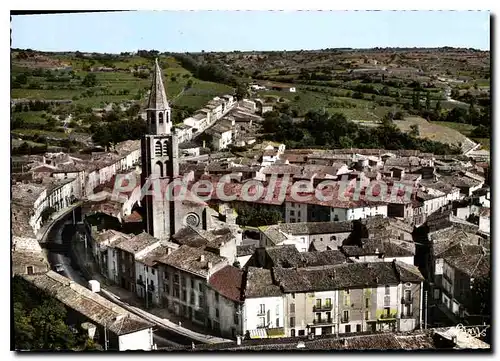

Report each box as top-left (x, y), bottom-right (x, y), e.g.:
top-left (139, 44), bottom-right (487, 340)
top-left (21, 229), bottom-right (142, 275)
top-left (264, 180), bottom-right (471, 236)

top-left (425, 91), bottom-right (431, 110)
top-left (81, 73), bottom-right (98, 87)
top-left (15, 73), bottom-right (28, 85)
top-left (435, 100), bottom-right (442, 114)
top-left (235, 83), bottom-right (249, 100)
top-left (466, 276), bottom-right (491, 317)
top-left (185, 79), bottom-right (193, 89)
top-left (13, 277), bottom-right (81, 350)
top-left (409, 124), bottom-right (420, 137)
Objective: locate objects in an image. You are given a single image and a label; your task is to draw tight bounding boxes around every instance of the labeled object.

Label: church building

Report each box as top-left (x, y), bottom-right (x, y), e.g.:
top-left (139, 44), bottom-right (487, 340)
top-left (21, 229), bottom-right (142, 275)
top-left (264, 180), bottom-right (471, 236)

top-left (141, 59), bottom-right (207, 240)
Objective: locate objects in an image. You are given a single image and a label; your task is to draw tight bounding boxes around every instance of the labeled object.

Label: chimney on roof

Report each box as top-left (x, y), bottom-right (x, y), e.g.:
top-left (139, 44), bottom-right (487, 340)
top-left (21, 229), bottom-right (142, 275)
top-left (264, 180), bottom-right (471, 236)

top-left (375, 248), bottom-right (380, 254)
top-left (167, 247), bottom-right (172, 255)
top-left (200, 254), bottom-right (205, 262)
top-left (236, 335), bottom-right (242, 346)
top-left (208, 261), bottom-right (213, 269)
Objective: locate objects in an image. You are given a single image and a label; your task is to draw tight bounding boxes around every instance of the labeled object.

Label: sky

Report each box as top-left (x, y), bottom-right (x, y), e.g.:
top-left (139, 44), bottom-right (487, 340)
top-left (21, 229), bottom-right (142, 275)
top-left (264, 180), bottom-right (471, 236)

top-left (11, 10), bottom-right (491, 53)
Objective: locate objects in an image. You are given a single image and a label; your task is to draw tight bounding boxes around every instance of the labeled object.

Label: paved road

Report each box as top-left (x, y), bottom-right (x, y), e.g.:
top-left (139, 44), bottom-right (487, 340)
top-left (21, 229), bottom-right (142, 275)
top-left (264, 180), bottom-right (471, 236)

top-left (42, 214), bottom-right (197, 348)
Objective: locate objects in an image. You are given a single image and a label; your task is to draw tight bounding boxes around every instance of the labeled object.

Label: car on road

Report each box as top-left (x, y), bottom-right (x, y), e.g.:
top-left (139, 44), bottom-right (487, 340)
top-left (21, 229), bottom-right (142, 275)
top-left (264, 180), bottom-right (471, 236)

top-left (54, 264), bottom-right (64, 273)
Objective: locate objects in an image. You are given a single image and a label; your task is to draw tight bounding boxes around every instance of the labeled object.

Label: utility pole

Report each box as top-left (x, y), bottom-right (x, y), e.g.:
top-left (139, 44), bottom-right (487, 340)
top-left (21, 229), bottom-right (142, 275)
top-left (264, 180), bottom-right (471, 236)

top-left (104, 322), bottom-right (108, 351)
top-left (424, 291), bottom-right (428, 330)
top-left (145, 265), bottom-right (149, 309)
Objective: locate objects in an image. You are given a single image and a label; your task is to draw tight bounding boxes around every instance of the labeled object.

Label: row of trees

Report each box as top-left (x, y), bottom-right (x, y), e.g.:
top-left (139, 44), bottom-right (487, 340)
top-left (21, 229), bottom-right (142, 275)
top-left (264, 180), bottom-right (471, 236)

top-left (13, 276), bottom-right (97, 350)
top-left (234, 204), bottom-right (283, 227)
top-left (261, 110), bottom-right (460, 155)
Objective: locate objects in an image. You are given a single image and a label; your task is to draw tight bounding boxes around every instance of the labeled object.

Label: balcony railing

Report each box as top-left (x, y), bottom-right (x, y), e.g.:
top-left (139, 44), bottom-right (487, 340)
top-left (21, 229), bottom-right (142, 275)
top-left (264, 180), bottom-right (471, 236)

top-left (341, 318), bottom-right (349, 324)
top-left (257, 311), bottom-right (266, 316)
top-left (378, 313), bottom-right (397, 320)
top-left (401, 297), bottom-right (413, 305)
top-left (313, 318), bottom-right (334, 325)
top-left (313, 304), bottom-right (333, 312)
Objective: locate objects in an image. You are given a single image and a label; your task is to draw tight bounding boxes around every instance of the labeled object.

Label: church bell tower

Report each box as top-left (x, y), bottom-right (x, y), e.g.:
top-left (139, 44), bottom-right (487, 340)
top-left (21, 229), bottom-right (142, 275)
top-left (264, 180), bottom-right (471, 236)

top-left (141, 58), bottom-right (179, 240)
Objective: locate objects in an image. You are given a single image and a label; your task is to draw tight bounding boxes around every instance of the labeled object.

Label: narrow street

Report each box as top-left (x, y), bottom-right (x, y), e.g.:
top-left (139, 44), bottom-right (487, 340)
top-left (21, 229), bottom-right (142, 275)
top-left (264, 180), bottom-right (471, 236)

top-left (41, 212), bottom-right (194, 348)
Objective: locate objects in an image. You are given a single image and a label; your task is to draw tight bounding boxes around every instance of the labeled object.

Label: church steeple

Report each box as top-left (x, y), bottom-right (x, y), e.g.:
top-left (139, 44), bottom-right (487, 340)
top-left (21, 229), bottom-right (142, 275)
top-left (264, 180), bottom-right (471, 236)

top-left (146, 58), bottom-right (171, 135)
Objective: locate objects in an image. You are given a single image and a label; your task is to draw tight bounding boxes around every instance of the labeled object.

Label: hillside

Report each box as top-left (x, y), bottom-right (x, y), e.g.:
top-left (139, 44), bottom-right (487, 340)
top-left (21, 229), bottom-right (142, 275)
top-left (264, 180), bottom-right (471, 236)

top-left (10, 48), bottom-right (490, 156)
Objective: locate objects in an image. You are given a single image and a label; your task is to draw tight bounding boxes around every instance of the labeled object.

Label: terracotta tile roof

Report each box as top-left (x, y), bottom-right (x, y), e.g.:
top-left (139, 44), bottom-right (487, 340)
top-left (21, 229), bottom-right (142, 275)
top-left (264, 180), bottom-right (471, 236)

top-left (209, 265), bottom-right (244, 302)
top-left (22, 271), bottom-right (153, 336)
top-left (114, 232), bottom-right (159, 255)
top-left (244, 267), bottom-right (282, 298)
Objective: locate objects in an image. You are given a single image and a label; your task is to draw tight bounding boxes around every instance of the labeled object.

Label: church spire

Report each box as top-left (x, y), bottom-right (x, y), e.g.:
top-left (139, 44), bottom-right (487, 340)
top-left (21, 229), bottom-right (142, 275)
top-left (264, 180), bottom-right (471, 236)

top-left (146, 58), bottom-right (172, 135)
top-left (147, 58), bottom-right (169, 110)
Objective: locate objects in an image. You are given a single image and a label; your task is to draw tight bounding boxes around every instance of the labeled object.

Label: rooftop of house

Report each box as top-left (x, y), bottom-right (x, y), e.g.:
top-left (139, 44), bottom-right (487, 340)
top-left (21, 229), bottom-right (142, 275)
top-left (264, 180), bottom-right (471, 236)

top-left (113, 139), bottom-right (141, 156)
top-left (137, 244), bottom-right (179, 267)
top-left (208, 265), bottom-right (244, 303)
top-left (236, 245), bottom-right (257, 257)
top-left (342, 238), bottom-right (415, 258)
top-left (11, 204), bottom-right (37, 239)
top-left (172, 227), bottom-right (236, 250)
top-left (273, 260), bottom-right (423, 293)
top-left (114, 232), bottom-right (159, 255)
top-left (94, 229), bottom-right (132, 246)
top-left (261, 221), bottom-right (353, 245)
top-left (22, 271), bottom-right (154, 336)
top-left (157, 245), bottom-right (227, 278)
top-left (244, 267), bottom-right (283, 298)
top-left (440, 175), bottom-right (483, 189)
top-left (440, 243), bottom-right (490, 278)
top-left (11, 182), bottom-right (46, 206)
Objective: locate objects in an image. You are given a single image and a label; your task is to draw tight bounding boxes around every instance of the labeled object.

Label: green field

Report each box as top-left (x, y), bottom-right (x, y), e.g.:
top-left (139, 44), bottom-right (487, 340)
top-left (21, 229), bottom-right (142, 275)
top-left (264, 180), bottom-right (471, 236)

top-left (432, 121), bottom-right (476, 136)
top-left (11, 56), bottom-right (234, 109)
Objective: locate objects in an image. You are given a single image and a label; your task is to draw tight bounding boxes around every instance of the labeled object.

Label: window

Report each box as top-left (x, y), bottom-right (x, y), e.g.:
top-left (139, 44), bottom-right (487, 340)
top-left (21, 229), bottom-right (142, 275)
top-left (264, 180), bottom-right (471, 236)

top-left (215, 308), bottom-right (219, 318)
top-left (298, 211), bottom-right (301, 217)
top-left (384, 307), bottom-right (390, 316)
top-left (258, 317), bottom-right (266, 328)
top-left (290, 210), bottom-right (295, 216)
top-left (234, 313), bottom-right (239, 325)
top-left (199, 283), bottom-right (203, 292)
top-left (198, 295), bottom-right (204, 307)
top-left (298, 330), bottom-right (305, 336)
top-left (316, 299), bottom-right (322, 308)
top-left (290, 303), bottom-right (295, 313)
top-left (173, 287), bottom-right (180, 298)
top-left (174, 274), bottom-right (179, 284)
top-left (290, 317), bottom-right (295, 328)
top-left (276, 318), bottom-right (280, 327)
top-left (215, 293), bottom-right (219, 303)
top-left (316, 313), bottom-right (322, 323)
top-left (291, 329), bottom-right (296, 337)
top-left (345, 325), bottom-right (351, 333)
top-left (365, 298), bottom-right (369, 308)
top-left (181, 290), bottom-right (187, 302)
top-left (190, 291), bottom-right (195, 304)
top-left (151, 268), bottom-right (155, 276)
top-left (290, 218), bottom-right (295, 223)
top-left (267, 310), bottom-right (271, 324)
top-left (404, 290), bottom-right (412, 302)
top-left (26, 266), bottom-right (34, 275)
top-left (326, 312), bottom-right (332, 322)
top-left (164, 271), bottom-right (169, 280)
top-left (181, 277), bottom-right (187, 287)
top-left (343, 310), bottom-right (349, 323)
top-left (159, 112), bottom-right (164, 124)
top-left (163, 284), bottom-right (169, 294)
top-left (276, 304), bottom-right (280, 315)
top-left (292, 293), bottom-right (295, 299)
top-left (326, 298), bottom-right (331, 307)
top-left (191, 279), bottom-right (195, 289)
top-left (356, 324), bottom-right (361, 333)
top-left (365, 311), bottom-right (369, 320)
top-left (259, 304), bottom-right (265, 315)
top-left (385, 285), bottom-right (390, 295)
